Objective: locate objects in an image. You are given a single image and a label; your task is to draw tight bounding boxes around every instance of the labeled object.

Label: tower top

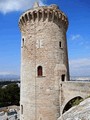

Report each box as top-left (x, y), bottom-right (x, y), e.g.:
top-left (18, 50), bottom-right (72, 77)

top-left (33, 2), bottom-right (39, 8)
top-left (19, 4), bottom-right (68, 31)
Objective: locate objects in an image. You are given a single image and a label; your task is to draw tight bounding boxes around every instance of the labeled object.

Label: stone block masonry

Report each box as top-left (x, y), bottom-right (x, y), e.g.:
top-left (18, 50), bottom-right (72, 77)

top-left (19, 2), bottom-right (69, 120)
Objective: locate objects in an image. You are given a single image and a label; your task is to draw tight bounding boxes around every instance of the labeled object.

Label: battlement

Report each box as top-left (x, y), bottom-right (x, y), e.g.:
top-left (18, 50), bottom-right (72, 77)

top-left (19, 4), bottom-right (68, 30)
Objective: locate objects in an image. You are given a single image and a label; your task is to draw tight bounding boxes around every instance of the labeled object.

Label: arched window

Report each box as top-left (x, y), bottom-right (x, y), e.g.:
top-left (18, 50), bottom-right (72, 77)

top-left (37, 66), bottom-right (43, 76)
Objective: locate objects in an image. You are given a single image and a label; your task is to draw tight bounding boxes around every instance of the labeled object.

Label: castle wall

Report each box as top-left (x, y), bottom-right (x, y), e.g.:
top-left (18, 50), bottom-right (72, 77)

top-left (61, 81), bottom-right (90, 113)
top-left (19, 4), bottom-right (69, 120)
top-left (18, 3), bottom-right (90, 120)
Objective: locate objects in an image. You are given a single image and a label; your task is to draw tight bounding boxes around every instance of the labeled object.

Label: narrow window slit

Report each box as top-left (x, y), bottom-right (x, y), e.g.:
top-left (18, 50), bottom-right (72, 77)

top-left (22, 38), bottom-right (24, 47)
top-left (59, 41), bottom-right (61, 48)
top-left (21, 105), bottom-right (23, 114)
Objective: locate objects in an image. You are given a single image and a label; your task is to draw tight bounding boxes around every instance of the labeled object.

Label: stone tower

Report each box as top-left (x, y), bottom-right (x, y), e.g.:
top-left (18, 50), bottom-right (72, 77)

top-left (19, 3), bottom-right (69, 120)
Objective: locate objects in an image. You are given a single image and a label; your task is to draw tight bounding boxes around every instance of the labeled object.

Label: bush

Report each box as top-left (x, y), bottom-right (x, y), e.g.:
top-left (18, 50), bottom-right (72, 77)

top-left (0, 83), bottom-right (20, 107)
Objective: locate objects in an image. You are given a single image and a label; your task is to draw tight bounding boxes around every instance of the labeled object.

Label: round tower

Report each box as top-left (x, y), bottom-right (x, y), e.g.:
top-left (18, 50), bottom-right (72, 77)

top-left (19, 3), bottom-right (69, 120)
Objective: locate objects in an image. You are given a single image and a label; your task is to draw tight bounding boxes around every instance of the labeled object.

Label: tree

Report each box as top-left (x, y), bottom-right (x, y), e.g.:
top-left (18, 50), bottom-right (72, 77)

top-left (0, 83), bottom-right (20, 107)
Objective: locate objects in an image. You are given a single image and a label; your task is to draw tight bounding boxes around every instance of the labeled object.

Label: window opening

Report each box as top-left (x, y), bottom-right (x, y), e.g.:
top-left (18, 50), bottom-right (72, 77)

top-left (22, 38), bottom-right (24, 47)
top-left (37, 66), bottom-right (43, 76)
top-left (61, 74), bottom-right (65, 81)
top-left (21, 105), bottom-right (23, 114)
top-left (59, 41), bottom-right (61, 48)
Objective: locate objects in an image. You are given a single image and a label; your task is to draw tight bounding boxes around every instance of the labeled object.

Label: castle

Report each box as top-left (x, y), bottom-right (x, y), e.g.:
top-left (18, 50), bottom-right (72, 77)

top-left (19, 3), bottom-right (90, 120)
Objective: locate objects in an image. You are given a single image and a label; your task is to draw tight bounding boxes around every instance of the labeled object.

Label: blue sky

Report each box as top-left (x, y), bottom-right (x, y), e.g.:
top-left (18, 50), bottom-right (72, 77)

top-left (0, 0), bottom-right (90, 77)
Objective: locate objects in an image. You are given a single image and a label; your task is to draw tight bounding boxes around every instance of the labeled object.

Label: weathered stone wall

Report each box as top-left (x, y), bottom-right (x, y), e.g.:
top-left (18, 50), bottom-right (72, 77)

top-left (58, 98), bottom-right (90, 120)
top-left (18, 3), bottom-right (90, 120)
top-left (19, 4), bottom-right (69, 120)
top-left (61, 81), bottom-right (90, 114)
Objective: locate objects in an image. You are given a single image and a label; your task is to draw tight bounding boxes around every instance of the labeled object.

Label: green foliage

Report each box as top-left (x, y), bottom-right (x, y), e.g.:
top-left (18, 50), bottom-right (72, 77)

top-left (85, 95), bottom-right (90, 99)
top-left (69, 98), bottom-right (83, 107)
top-left (63, 97), bottom-right (83, 113)
top-left (0, 83), bottom-right (20, 107)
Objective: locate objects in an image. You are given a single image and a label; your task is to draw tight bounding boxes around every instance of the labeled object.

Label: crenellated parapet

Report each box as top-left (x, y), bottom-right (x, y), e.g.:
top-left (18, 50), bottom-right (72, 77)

top-left (19, 4), bottom-right (68, 31)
